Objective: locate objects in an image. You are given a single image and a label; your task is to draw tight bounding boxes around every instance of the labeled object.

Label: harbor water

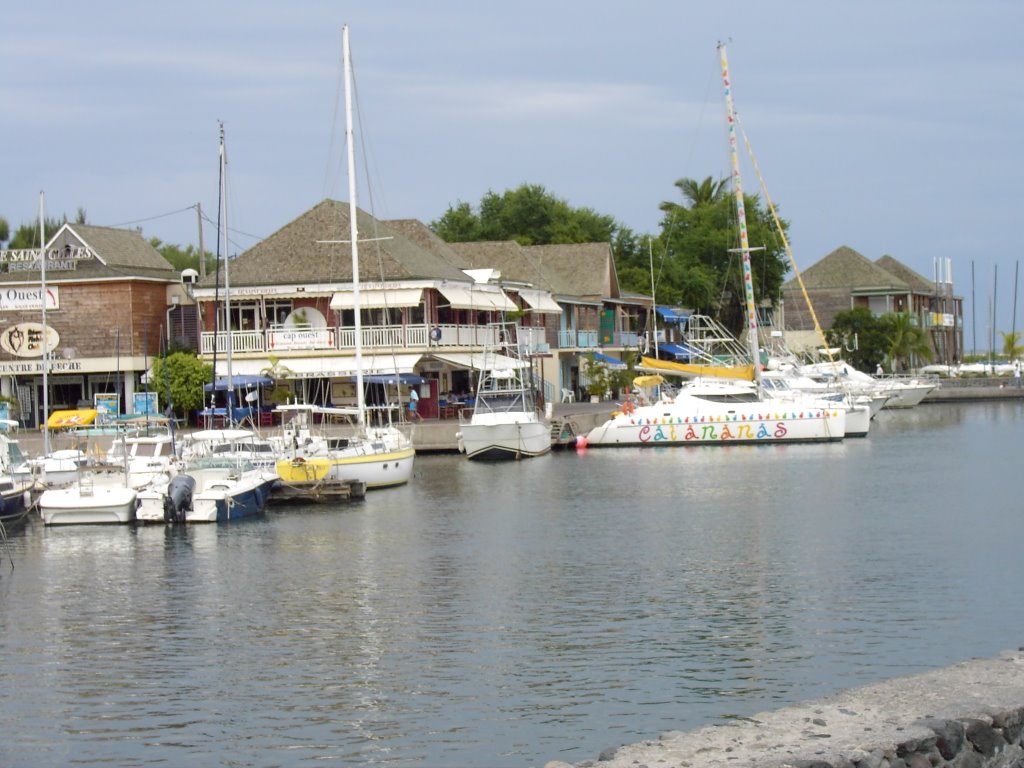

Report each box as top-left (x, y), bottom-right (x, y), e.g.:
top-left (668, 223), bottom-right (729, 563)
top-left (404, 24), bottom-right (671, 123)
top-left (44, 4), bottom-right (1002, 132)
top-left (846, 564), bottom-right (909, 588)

top-left (0, 401), bottom-right (1021, 767)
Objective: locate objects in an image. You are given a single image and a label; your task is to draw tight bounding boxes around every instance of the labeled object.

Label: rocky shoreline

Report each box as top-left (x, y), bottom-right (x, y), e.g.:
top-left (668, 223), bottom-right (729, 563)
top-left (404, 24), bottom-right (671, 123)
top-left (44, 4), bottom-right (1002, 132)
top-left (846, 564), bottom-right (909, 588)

top-left (545, 649), bottom-right (1024, 768)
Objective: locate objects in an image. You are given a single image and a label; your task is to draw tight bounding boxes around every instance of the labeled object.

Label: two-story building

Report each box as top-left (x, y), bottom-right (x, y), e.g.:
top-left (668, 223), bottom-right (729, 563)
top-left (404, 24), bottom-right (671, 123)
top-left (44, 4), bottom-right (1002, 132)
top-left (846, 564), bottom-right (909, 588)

top-left (779, 245), bottom-right (963, 364)
top-left (0, 223), bottom-right (184, 427)
top-left (190, 199), bottom-right (652, 414)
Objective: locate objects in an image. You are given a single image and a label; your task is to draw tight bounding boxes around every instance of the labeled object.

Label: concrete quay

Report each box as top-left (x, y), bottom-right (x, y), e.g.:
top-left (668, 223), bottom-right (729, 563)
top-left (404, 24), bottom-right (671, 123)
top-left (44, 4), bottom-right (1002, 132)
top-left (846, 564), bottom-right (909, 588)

top-left (545, 649), bottom-right (1024, 768)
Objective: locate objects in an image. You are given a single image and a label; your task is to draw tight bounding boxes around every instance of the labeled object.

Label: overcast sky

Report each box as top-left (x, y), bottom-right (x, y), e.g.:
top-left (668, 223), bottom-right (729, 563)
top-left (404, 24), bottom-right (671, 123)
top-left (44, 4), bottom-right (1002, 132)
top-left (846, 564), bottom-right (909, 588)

top-left (3, 1), bottom-right (1022, 347)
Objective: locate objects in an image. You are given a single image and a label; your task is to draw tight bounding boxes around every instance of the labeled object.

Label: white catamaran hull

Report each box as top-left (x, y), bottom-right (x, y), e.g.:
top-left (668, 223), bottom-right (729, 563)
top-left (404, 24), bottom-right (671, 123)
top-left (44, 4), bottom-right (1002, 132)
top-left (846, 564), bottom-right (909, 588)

top-left (457, 415), bottom-right (551, 460)
top-left (585, 395), bottom-right (845, 447)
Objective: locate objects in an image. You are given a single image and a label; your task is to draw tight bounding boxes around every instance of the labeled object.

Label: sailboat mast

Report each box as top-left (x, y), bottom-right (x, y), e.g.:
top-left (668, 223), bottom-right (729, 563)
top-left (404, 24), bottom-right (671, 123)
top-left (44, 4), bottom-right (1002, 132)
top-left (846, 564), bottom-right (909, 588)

top-left (39, 191), bottom-right (50, 454)
top-left (219, 123), bottom-right (235, 423)
top-left (718, 43), bottom-right (762, 388)
top-left (343, 25), bottom-right (366, 427)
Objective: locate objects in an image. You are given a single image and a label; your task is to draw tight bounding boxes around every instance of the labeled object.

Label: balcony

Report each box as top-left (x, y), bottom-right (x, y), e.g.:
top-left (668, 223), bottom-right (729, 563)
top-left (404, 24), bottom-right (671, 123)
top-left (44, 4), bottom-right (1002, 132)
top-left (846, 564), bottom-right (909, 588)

top-left (200, 323), bottom-right (634, 357)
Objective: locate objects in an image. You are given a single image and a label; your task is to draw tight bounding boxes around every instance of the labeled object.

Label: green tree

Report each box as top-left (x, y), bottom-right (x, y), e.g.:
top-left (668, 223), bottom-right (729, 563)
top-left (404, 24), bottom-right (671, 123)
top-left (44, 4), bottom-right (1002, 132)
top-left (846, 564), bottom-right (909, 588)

top-left (882, 312), bottom-right (933, 372)
top-left (0, 217), bottom-right (9, 244)
top-left (149, 351), bottom-right (213, 419)
top-left (653, 177), bottom-right (788, 333)
top-left (825, 307), bottom-right (890, 372)
top-left (1000, 330), bottom-right (1023, 360)
top-left (150, 238), bottom-right (214, 273)
top-left (432, 183), bottom-right (630, 248)
top-left (6, 214), bottom-right (68, 249)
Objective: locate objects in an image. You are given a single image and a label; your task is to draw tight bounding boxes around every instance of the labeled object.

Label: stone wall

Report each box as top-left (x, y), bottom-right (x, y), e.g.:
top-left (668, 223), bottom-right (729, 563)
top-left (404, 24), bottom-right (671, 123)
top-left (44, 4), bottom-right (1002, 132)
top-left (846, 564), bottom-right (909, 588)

top-left (545, 649), bottom-right (1024, 768)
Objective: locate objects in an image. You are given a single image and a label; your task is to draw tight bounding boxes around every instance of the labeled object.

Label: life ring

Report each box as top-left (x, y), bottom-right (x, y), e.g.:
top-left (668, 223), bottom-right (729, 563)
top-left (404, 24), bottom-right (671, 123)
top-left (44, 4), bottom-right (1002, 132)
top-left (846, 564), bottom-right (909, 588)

top-left (429, 327), bottom-right (442, 342)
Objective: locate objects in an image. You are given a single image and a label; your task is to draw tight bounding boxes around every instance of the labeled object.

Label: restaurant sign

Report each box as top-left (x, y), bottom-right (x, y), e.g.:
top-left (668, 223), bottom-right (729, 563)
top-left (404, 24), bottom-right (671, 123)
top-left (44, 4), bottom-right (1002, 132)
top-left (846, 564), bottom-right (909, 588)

top-left (0, 285), bottom-right (60, 311)
top-left (0, 322), bottom-right (60, 358)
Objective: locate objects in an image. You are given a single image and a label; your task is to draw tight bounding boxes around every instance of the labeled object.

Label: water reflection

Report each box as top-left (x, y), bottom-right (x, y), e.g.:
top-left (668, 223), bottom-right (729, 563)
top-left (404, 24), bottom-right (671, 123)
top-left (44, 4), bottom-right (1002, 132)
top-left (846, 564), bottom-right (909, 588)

top-left (0, 402), bottom-right (1021, 766)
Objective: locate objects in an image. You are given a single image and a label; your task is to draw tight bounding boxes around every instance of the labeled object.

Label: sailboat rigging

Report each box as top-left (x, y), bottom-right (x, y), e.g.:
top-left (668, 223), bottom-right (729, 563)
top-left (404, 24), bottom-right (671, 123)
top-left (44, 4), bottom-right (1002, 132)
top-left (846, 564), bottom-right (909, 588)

top-left (273, 25), bottom-right (415, 492)
top-left (582, 43), bottom-right (846, 448)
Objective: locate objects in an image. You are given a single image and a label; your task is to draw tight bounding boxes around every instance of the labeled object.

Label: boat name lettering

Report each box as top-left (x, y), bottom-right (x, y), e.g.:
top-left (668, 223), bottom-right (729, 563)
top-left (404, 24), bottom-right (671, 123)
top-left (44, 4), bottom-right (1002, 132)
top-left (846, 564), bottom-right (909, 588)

top-left (637, 419), bottom-right (789, 443)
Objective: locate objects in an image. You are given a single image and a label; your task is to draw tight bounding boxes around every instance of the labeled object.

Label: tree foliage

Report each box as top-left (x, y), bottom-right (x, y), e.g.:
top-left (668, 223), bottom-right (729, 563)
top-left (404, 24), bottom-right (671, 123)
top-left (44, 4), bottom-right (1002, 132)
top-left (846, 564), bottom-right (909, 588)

top-left (432, 183), bottom-right (622, 247)
top-left (149, 238), bottom-right (215, 273)
top-left (883, 311), bottom-right (933, 372)
top-left (1000, 330), bottom-right (1023, 360)
top-left (825, 307), bottom-right (891, 372)
top-left (148, 351), bottom-right (213, 418)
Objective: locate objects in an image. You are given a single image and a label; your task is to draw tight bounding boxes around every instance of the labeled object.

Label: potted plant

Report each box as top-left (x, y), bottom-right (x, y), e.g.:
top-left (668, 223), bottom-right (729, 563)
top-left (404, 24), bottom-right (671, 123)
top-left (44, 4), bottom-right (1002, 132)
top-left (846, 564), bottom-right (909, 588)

top-left (583, 353), bottom-right (610, 403)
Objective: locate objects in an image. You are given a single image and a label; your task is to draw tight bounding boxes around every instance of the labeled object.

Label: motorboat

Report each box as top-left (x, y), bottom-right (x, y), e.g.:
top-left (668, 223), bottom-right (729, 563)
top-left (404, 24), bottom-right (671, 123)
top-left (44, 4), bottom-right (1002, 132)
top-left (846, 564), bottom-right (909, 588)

top-left (456, 322), bottom-right (551, 460)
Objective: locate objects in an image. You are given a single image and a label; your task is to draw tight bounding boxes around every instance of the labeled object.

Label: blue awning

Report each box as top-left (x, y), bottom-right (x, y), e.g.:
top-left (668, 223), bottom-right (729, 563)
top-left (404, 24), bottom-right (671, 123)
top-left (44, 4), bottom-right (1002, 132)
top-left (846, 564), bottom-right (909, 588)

top-left (658, 343), bottom-right (695, 360)
top-left (203, 375), bottom-right (274, 392)
top-left (586, 351), bottom-right (627, 369)
top-left (655, 306), bottom-right (691, 323)
top-left (362, 373), bottom-right (427, 385)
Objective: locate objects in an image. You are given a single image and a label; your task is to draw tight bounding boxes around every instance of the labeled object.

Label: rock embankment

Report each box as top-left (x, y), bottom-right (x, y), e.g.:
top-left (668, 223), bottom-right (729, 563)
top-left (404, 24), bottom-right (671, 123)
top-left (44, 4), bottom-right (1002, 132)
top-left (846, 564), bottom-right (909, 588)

top-left (546, 649), bottom-right (1024, 768)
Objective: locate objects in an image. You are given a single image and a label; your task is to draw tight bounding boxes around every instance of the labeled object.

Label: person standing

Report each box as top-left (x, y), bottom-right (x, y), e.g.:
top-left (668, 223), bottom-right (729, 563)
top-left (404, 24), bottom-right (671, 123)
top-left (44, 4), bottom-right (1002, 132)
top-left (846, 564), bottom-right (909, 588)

top-left (1014, 361), bottom-right (1021, 388)
top-left (408, 386), bottom-right (422, 421)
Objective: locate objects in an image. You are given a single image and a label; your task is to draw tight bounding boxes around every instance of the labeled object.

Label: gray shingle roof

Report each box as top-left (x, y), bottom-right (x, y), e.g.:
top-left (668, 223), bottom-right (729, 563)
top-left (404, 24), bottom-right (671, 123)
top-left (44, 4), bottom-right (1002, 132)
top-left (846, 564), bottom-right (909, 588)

top-left (784, 245), bottom-right (908, 291)
top-left (447, 240), bottom-right (556, 291)
top-left (874, 255), bottom-right (934, 293)
top-left (2, 223), bottom-right (178, 283)
top-left (202, 200), bottom-right (467, 288)
top-left (524, 242), bottom-right (619, 298)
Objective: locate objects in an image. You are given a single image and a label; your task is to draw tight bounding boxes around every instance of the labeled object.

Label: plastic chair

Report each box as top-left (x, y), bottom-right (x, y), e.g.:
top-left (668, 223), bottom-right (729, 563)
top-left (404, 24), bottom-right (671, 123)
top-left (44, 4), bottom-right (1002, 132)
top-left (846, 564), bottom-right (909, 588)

top-left (560, 388), bottom-right (575, 403)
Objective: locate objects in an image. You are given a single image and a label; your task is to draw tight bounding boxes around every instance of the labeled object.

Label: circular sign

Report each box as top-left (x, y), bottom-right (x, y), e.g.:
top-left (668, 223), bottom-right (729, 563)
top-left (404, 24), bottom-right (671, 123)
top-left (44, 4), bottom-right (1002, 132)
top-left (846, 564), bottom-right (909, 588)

top-left (0, 322), bottom-right (60, 358)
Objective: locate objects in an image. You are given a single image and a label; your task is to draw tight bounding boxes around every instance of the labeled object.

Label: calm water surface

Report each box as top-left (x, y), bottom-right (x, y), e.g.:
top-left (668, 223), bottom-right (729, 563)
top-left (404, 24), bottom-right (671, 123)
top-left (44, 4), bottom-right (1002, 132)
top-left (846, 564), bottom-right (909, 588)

top-left (0, 401), bottom-right (1021, 767)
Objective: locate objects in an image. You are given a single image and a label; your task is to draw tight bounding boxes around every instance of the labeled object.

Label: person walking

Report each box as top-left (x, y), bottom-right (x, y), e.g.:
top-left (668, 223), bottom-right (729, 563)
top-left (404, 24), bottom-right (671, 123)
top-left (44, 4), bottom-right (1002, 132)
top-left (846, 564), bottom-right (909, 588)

top-left (1014, 360), bottom-right (1021, 388)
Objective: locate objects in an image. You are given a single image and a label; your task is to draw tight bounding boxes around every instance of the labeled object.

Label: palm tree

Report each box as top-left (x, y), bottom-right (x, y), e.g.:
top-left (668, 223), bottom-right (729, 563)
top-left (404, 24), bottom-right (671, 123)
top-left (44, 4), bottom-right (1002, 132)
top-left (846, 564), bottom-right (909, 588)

top-left (885, 312), bottom-right (933, 372)
top-left (659, 176), bottom-right (728, 213)
top-left (1000, 330), bottom-right (1023, 360)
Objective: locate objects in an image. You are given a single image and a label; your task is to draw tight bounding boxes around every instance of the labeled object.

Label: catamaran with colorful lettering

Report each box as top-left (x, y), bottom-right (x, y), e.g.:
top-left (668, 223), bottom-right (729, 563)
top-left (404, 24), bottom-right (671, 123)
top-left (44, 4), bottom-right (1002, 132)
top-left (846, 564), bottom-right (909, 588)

top-left (584, 43), bottom-right (846, 448)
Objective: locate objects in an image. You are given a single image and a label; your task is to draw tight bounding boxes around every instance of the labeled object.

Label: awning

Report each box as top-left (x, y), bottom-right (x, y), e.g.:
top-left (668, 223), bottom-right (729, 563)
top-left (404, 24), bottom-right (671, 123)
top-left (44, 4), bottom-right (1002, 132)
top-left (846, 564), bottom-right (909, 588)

top-left (585, 351), bottom-right (627, 369)
top-left (655, 306), bottom-right (692, 323)
top-left (203, 375), bottom-right (274, 392)
top-left (437, 284), bottom-right (518, 311)
top-left (362, 372), bottom-right (427, 385)
top-left (216, 354), bottom-right (421, 380)
top-left (430, 351), bottom-right (528, 371)
top-left (329, 288), bottom-right (423, 310)
top-left (658, 342), bottom-right (695, 359)
top-left (517, 289), bottom-right (562, 314)
top-left (47, 409), bottom-right (98, 429)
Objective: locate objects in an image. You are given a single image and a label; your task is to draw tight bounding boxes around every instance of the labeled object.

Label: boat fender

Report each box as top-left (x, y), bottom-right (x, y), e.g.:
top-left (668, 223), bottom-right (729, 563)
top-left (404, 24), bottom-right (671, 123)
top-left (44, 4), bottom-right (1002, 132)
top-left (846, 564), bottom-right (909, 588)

top-left (23, 490), bottom-right (32, 509)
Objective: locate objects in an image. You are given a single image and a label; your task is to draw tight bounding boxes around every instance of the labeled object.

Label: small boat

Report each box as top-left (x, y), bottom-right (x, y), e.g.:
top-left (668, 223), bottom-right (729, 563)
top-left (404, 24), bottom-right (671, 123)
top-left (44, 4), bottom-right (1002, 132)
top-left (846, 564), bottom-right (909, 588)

top-left (39, 467), bottom-right (138, 525)
top-left (456, 322), bottom-right (551, 460)
top-left (183, 457), bottom-right (278, 523)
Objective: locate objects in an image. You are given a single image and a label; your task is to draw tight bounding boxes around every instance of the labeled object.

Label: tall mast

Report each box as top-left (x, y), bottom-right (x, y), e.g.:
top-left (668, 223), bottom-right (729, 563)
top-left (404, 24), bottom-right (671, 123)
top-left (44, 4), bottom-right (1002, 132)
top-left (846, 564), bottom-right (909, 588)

top-left (343, 25), bottom-right (366, 427)
top-left (219, 123), bottom-right (234, 423)
top-left (718, 43), bottom-right (762, 388)
top-left (39, 191), bottom-right (50, 454)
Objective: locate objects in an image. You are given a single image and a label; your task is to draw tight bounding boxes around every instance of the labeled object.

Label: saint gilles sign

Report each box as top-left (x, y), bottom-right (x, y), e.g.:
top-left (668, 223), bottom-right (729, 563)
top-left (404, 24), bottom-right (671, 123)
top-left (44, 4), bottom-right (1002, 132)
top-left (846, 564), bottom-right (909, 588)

top-left (0, 246), bottom-right (96, 311)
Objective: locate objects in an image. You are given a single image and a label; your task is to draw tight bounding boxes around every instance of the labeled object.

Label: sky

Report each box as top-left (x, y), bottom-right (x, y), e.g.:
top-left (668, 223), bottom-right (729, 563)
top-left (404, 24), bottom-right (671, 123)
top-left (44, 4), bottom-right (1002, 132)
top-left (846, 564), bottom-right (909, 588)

top-left (3, 1), bottom-right (1023, 348)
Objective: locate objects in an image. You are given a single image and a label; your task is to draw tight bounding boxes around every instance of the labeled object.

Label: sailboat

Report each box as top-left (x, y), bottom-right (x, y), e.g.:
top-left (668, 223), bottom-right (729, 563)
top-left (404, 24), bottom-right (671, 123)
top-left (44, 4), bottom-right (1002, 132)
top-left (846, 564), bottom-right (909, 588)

top-left (456, 322), bottom-right (551, 460)
top-left (584, 44), bottom-right (845, 448)
top-left (274, 25), bottom-right (415, 494)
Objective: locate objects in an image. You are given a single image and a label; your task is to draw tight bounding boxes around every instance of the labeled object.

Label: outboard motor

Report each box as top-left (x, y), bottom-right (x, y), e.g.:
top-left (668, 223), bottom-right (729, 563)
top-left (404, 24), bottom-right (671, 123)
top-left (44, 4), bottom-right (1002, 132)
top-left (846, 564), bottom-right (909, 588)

top-left (163, 474), bottom-right (196, 524)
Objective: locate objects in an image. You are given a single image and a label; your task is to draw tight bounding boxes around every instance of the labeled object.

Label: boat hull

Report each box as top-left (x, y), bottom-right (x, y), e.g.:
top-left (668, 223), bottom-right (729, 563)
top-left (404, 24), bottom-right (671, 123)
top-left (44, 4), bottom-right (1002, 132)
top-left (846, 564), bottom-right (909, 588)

top-left (276, 446), bottom-right (414, 490)
top-left (585, 399), bottom-right (845, 447)
top-left (457, 418), bottom-right (551, 460)
top-left (187, 470), bottom-right (277, 523)
top-left (39, 484), bottom-right (137, 525)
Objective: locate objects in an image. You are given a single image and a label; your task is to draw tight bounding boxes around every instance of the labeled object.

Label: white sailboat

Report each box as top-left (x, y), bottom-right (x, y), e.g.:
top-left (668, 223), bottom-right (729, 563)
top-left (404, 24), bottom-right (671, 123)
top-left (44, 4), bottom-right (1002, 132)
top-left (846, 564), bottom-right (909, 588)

top-left (456, 322), bottom-right (551, 460)
top-left (584, 44), bottom-right (845, 448)
top-left (274, 25), bottom-right (414, 494)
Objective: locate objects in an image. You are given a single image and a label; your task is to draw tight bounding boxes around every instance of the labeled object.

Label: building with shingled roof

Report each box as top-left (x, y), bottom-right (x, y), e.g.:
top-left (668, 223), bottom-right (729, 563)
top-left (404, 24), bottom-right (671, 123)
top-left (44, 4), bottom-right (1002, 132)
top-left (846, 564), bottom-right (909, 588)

top-left (188, 200), bottom-right (651, 420)
top-left (0, 222), bottom-right (185, 427)
top-left (779, 245), bottom-right (963, 363)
